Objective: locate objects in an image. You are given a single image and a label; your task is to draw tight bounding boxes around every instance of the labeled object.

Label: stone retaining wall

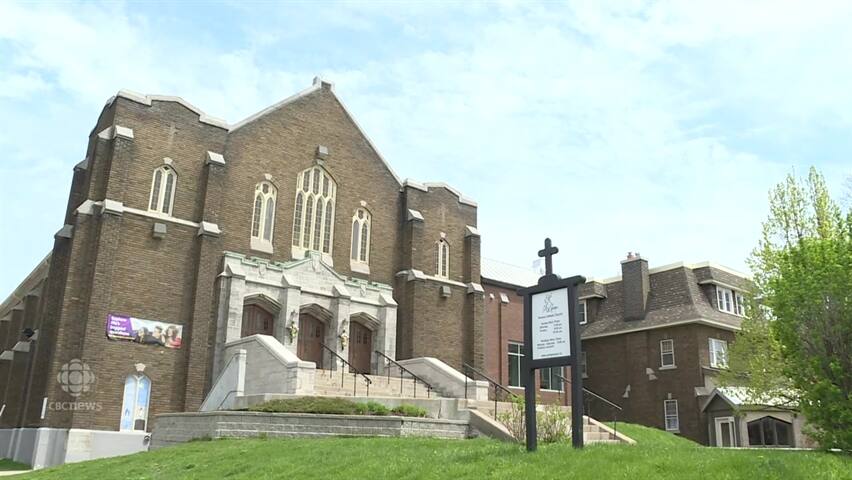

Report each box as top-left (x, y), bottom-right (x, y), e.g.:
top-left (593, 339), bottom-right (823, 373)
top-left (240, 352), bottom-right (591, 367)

top-left (151, 411), bottom-right (471, 449)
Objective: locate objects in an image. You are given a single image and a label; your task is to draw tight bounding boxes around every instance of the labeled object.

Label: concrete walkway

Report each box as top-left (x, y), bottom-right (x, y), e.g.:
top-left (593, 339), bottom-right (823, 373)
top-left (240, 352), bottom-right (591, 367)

top-left (0, 471), bottom-right (30, 477)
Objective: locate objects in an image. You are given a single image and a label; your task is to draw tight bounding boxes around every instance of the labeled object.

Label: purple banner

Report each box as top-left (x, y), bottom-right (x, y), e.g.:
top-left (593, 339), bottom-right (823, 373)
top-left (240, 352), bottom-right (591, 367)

top-left (107, 313), bottom-right (183, 349)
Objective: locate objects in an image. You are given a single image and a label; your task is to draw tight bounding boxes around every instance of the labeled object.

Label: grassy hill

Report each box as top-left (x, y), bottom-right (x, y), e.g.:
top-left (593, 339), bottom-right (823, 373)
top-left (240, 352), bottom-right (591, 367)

top-left (7, 423), bottom-right (850, 479)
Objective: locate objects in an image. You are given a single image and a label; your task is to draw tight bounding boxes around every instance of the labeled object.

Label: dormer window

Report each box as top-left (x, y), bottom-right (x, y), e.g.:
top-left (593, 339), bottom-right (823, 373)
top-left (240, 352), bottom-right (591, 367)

top-left (716, 287), bottom-right (745, 316)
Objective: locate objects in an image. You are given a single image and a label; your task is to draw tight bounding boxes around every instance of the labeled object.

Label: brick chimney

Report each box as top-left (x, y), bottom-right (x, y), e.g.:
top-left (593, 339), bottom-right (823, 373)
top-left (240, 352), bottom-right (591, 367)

top-left (621, 252), bottom-right (649, 321)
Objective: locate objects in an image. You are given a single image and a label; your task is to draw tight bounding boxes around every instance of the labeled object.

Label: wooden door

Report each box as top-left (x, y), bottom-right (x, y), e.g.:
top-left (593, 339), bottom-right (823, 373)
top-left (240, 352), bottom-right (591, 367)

top-left (241, 304), bottom-right (274, 337)
top-left (297, 314), bottom-right (325, 368)
top-left (349, 322), bottom-right (372, 374)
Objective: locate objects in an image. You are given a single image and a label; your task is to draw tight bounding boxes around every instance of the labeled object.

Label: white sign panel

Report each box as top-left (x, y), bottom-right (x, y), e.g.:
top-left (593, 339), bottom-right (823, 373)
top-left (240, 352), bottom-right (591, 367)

top-left (531, 288), bottom-right (571, 360)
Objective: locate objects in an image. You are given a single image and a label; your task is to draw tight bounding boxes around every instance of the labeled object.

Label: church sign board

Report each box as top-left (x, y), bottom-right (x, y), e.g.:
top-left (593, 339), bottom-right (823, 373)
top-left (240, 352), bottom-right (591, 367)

top-left (518, 238), bottom-right (585, 451)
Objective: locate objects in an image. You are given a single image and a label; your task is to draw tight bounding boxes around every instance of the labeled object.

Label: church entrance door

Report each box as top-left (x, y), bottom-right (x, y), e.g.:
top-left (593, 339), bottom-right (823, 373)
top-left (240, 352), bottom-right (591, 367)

top-left (241, 304), bottom-right (274, 337)
top-left (349, 322), bottom-right (372, 374)
top-left (298, 314), bottom-right (325, 368)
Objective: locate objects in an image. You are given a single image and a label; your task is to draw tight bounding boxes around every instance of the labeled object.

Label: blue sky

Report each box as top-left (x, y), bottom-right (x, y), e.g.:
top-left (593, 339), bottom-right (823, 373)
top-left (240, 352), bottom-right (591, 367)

top-left (1, 1), bottom-right (850, 296)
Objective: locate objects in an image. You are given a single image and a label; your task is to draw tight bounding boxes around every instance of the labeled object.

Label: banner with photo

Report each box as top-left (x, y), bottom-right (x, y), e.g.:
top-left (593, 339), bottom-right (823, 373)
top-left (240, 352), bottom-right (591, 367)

top-left (106, 313), bottom-right (183, 349)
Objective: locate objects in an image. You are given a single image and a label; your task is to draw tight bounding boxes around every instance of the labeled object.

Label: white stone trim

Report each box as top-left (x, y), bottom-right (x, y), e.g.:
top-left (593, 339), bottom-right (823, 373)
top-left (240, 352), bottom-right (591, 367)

top-left (75, 199), bottom-right (99, 216)
top-left (206, 151), bottom-right (226, 166)
top-left (464, 225), bottom-right (480, 237)
top-left (466, 282), bottom-right (484, 294)
top-left (230, 82), bottom-right (323, 132)
top-left (402, 179), bottom-right (477, 207)
top-left (406, 209), bottom-right (424, 222)
top-left (74, 158), bottom-right (88, 171)
top-left (0, 350), bottom-right (13, 361)
top-left (350, 261), bottom-right (370, 275)
top-left (395, 269), bottom-right (467, 287)
top-left (97, 125), bottom-right (134, 140)
top-left (12, 341), bottom-right (30, 353)
top-left (122, 205), bottom-right (200, 228)
top-left (698, 279), bottom-right (745, 291)
top-left (198, 221), bottom-right (221, 237)
top-left (101, 199), bottom-right (124, 216)
top-left (114, 89), bottom-right (229, 129)
top-left (499, 293), bottom-right (510, 304)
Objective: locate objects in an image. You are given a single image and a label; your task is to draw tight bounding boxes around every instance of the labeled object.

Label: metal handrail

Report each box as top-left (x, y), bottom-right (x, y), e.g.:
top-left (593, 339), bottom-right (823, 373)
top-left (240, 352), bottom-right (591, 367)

top-left (319, 343), bottom-right (372, 396)
top-left (462, 363), bottom-right (518, 418)
top-left (374, 350), bottom-right (433, 398)
top-left (556, 372), bottom-right (622, 439)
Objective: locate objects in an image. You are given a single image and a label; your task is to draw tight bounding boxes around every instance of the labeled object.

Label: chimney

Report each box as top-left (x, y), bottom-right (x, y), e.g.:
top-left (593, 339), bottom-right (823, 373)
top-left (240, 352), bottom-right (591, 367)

top-left (621, 252), bottom-right (649, 321)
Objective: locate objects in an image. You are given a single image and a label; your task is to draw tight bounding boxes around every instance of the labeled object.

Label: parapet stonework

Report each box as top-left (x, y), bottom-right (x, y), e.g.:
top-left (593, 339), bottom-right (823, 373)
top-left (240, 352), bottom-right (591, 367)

top-left (213, 251), bottom-right (398, 378)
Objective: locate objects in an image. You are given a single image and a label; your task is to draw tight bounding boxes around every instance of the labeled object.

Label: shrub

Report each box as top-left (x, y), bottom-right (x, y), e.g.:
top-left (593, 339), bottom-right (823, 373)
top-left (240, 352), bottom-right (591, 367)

top-left (390, 404), bottom-right (428, 418)
top-left (497, 396), bottom-right (571, 444)
top-left (248, 397), bottom-right (362, 415)
top-left (356, 401), bottom-right (390, 416)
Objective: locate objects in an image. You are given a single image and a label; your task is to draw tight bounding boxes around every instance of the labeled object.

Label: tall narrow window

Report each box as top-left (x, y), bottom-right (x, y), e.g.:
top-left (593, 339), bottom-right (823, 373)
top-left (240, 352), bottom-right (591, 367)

top-left (436, 238), bottom-right (450, 278)
top-left (120, 374), bottom-right (151, 431)
top-left (508, 342), bottom-right (524, 387)
top-left (664, 399), bottom-right (679, 432)
top-left (660, 339), bottom-right (675, 367)
top-left (292, 166), bottom-right (336, 253)
top-left (351, 208), bottom-right (371, 264)
top-left (251, 181), bottom-right (277, 251)
top-left (709, 338), bottom-right (728, 368)
top-left (578, 300), bottom-right (588, 325)
top-left (148, 165), bottom-right (177, 215)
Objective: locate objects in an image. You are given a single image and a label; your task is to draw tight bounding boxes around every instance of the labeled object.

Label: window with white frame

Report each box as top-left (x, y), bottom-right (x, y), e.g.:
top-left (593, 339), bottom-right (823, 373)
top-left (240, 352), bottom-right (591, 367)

top-left (664, 399), bottom-right (679, 432)
top-left (716, 287), bottom-right (746, 316)
top-left (251, 181), bottom-right (277, 249)
top-left (660, 339), bottom-right (675, 368)
top-left (735, 292), bottom-right (746, 316)
top-left (578, 300), bottom-right (588, 325)
top-left (120, 374), bottom-right (151, 431)
top-left (436, 238), bottom-right (450, 278)
top-left (580, 350), bottom-right (588, 378)
top-left (709, 338), bottom-right (728, 368)
top-left (148, 165), bottom-right (177, 215)
top-left (540, 366), bottom-right (564, 391)
top-left (350, 208), bottom-right (371, 264)
top-left (508, 342), bottom-right (524, 387)
top-left (292, 166), bottom-right (336, 253)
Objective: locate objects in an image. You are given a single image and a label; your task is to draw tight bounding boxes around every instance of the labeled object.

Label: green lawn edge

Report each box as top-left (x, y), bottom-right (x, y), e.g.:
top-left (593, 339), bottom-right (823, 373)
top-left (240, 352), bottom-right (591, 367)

top-left (13, 423), bottom-right (852, 480)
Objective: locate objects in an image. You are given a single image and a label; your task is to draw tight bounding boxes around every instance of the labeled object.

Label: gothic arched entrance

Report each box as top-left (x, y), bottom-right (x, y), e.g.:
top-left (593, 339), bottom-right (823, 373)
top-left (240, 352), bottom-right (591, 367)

top-left (297, 313), bottom-right (326, 368)
top-left (348, 321), bottom-right (373, 373)
top-left (241, 304), bottom-right (274, 337)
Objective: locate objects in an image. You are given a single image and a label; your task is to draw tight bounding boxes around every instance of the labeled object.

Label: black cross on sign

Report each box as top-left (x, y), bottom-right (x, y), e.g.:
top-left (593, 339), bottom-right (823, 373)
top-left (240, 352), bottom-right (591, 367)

top-left (538, 238), bottom-right (559, 276)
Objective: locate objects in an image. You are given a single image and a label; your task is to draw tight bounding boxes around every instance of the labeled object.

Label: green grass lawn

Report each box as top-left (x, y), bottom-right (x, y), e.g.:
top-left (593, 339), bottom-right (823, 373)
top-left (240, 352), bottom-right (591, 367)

top-left (7, 423), bottom-right (851, 479)
top-left (0, 459), bottom-right (30, 471)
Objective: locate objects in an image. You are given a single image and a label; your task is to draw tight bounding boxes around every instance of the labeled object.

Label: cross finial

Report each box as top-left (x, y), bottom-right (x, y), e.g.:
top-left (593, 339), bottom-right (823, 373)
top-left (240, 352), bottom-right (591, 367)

top-left (537, 238), bottom-right (559, 276)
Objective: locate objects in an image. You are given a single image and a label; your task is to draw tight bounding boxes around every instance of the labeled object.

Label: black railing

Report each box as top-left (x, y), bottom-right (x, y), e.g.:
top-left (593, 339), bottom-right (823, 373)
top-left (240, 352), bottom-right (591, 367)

top-left (462, 363), bottom-right (518, 418)
top-left (555, 373), bottom-right (623, 439)
top-left (320, 343), bottom-right (372, 396)
top-left (374, 351), bottom-right (433, 398)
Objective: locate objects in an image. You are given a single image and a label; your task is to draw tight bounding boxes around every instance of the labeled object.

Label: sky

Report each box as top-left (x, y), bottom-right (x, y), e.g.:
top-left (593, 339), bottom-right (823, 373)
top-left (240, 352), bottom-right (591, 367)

top-left (1, 0), bottom-right (851, 296)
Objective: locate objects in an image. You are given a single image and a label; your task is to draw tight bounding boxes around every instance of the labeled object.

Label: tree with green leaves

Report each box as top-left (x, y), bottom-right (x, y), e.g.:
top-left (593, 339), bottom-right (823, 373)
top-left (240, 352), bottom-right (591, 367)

top-left (721, 167), bottom-right (851, 449)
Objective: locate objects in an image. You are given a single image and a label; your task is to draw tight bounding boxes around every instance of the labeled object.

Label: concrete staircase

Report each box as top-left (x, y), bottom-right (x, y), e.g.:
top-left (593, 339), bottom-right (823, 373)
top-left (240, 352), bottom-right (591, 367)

top-left (462, 398), bottom-right (631, 445)
top-left (314, 369), bottom-right (439, 399)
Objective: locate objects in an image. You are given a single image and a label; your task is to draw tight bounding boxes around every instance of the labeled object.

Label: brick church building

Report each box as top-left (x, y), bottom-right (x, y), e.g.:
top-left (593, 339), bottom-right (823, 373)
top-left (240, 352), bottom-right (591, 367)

top-left (0, 78), bottom-right (486, 463)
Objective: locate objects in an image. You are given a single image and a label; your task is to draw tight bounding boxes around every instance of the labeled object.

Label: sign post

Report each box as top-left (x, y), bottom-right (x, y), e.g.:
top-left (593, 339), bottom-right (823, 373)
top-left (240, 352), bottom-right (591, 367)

top-left (518, 238), bottom-right (585, 451)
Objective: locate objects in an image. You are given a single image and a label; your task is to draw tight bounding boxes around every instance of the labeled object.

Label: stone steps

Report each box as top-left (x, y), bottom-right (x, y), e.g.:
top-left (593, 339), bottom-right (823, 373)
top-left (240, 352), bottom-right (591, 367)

top-left (314, 369), bottom-right (438, 398)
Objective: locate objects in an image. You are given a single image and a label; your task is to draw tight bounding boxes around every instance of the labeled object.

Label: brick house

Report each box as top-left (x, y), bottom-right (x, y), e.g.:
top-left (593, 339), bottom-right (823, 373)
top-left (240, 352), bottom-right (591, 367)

top-left (0, 78), bottom-right (486, 464)
top-left (482, 254), bottom-right (754, 445)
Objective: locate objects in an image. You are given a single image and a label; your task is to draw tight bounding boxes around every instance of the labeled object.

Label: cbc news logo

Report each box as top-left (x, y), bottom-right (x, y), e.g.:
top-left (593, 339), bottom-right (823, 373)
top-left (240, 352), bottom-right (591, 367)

top-left (57, 359), bottom-right (96, 397)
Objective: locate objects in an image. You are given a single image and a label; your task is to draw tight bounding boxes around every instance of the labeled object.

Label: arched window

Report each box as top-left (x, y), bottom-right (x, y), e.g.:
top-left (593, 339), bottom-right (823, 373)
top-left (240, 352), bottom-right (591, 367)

top-left (292, 166), bottom-right (336, 254)
top-left (436, 238), bottom-right (450, 278)
top-left (251, 181), bottom-right (277, 251)
top-left (120, 374), bottom-right (151, 431)
top-left (148, 165), bottom-right (177, 215)
top-left (350, 208), bottom-right (371, 264)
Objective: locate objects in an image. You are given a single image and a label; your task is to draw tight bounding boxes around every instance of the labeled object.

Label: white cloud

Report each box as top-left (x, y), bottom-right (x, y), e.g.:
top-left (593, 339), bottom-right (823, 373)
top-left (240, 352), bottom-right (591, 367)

top-left (1, 0), bottom-right (850, 294)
